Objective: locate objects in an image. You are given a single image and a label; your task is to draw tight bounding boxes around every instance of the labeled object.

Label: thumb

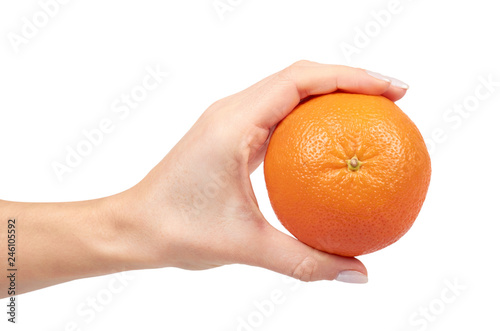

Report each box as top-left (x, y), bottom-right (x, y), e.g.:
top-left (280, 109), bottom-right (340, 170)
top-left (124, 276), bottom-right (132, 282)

top-left (248, 225), bottom-right (368, 284)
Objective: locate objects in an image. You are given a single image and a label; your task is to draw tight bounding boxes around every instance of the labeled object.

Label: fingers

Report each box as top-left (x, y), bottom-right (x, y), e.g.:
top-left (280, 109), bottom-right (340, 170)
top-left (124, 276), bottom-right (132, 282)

top-left (285, 61), bottom-right (391, 99)
top-left (365, 70), bottom-right (408, 101)
top-left (245, 60), bottom-right (408, 129)
top-left (244, 224), bottom-right (368, 284)
top-left (381, 87), bottom-right (407, 101)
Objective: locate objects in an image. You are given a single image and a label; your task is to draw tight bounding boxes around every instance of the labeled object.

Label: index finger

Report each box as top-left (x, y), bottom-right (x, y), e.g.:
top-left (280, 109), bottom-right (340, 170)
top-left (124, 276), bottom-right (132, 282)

top-left (243, 61), bottom-right (408, 129)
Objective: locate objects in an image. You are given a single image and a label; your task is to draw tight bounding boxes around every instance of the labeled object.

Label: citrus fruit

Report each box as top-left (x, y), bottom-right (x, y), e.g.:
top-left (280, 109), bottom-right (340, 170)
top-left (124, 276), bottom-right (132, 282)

top-left (264, 92), bottom-right (431, 257)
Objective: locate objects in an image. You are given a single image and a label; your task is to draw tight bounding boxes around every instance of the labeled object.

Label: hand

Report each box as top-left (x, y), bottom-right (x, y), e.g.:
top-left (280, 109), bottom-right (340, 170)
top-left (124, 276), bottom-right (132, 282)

top-left (118, 61), bottom-right (408, 283)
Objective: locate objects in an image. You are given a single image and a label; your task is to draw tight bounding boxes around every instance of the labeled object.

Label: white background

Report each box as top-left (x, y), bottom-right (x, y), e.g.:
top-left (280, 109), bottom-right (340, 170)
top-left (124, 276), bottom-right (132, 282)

top-left (1, 0), bottom-right (499, 330)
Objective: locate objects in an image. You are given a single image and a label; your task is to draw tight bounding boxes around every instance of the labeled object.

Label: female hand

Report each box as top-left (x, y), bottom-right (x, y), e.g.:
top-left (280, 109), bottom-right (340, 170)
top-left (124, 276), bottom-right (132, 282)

top-left (120, 60), bottom-right (408, 283)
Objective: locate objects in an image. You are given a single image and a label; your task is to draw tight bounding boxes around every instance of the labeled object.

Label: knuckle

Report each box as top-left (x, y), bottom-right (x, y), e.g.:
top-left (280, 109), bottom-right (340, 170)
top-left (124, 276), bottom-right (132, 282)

top-left (291, 256), bottom-right (318, 282)
top-left (279, 60), bottom-right (318, 86)
top-left (208, 95), bottom-right (232, 111)
top-left (291, 59), bottom-right (313, 67)
top-left (282, 60), bottom-right (309, 77)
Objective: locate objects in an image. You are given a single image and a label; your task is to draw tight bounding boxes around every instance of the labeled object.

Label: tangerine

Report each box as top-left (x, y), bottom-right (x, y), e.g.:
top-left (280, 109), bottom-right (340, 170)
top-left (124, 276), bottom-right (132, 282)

top-left (264, 92), bottom-right (431, 257)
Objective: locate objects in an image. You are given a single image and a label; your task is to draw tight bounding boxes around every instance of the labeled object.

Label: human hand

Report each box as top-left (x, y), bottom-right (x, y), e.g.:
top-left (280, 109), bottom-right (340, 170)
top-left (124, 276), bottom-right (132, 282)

top-left (119, 61), bottom-right (408, 283)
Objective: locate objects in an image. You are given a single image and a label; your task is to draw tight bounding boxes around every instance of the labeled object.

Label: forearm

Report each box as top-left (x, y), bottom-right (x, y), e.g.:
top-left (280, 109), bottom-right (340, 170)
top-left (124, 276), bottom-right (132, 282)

top-left (0, 194), bottom-right (147, 297)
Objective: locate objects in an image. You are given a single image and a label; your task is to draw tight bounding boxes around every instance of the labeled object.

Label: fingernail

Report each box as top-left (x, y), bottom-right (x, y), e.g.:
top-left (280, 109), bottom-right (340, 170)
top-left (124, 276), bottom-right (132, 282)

top-left (365, 70), bottom-right (391, 83)
top-left (335, 270), bottom-right (368, 284)
top-left (386, 75), bottom-right (410, 89)
top-left (365, 70), bottom-right (409, 90)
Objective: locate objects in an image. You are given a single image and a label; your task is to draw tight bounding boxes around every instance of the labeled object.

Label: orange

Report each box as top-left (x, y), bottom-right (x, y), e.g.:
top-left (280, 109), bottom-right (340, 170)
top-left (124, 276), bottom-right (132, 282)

top-left (264, 93), bottom-right (431, 257)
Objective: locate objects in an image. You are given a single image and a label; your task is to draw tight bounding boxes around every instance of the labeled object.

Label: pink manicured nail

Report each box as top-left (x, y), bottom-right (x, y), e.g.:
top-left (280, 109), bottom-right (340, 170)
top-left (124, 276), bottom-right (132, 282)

top-left (386, 75), bottom-right (410, 89)
top-left (336, 270), bottom-right (368, 284)
top-left (365, 70), bottom-right (409, 90)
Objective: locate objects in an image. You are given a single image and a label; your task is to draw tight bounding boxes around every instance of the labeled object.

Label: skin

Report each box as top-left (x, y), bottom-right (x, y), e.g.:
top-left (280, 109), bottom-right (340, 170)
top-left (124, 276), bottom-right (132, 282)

top-left (0, 61), bottom-right (407, 297)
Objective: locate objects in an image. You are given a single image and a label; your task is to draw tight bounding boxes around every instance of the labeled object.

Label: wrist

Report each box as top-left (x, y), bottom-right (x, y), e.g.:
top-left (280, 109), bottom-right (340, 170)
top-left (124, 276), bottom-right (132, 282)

top-left (103, 187), bottom-right (165, 272)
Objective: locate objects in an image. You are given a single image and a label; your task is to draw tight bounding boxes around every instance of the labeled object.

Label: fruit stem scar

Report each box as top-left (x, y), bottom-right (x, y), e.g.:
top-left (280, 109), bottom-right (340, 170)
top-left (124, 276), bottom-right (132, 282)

top-left (347, 156), bottom-right (362, 172)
